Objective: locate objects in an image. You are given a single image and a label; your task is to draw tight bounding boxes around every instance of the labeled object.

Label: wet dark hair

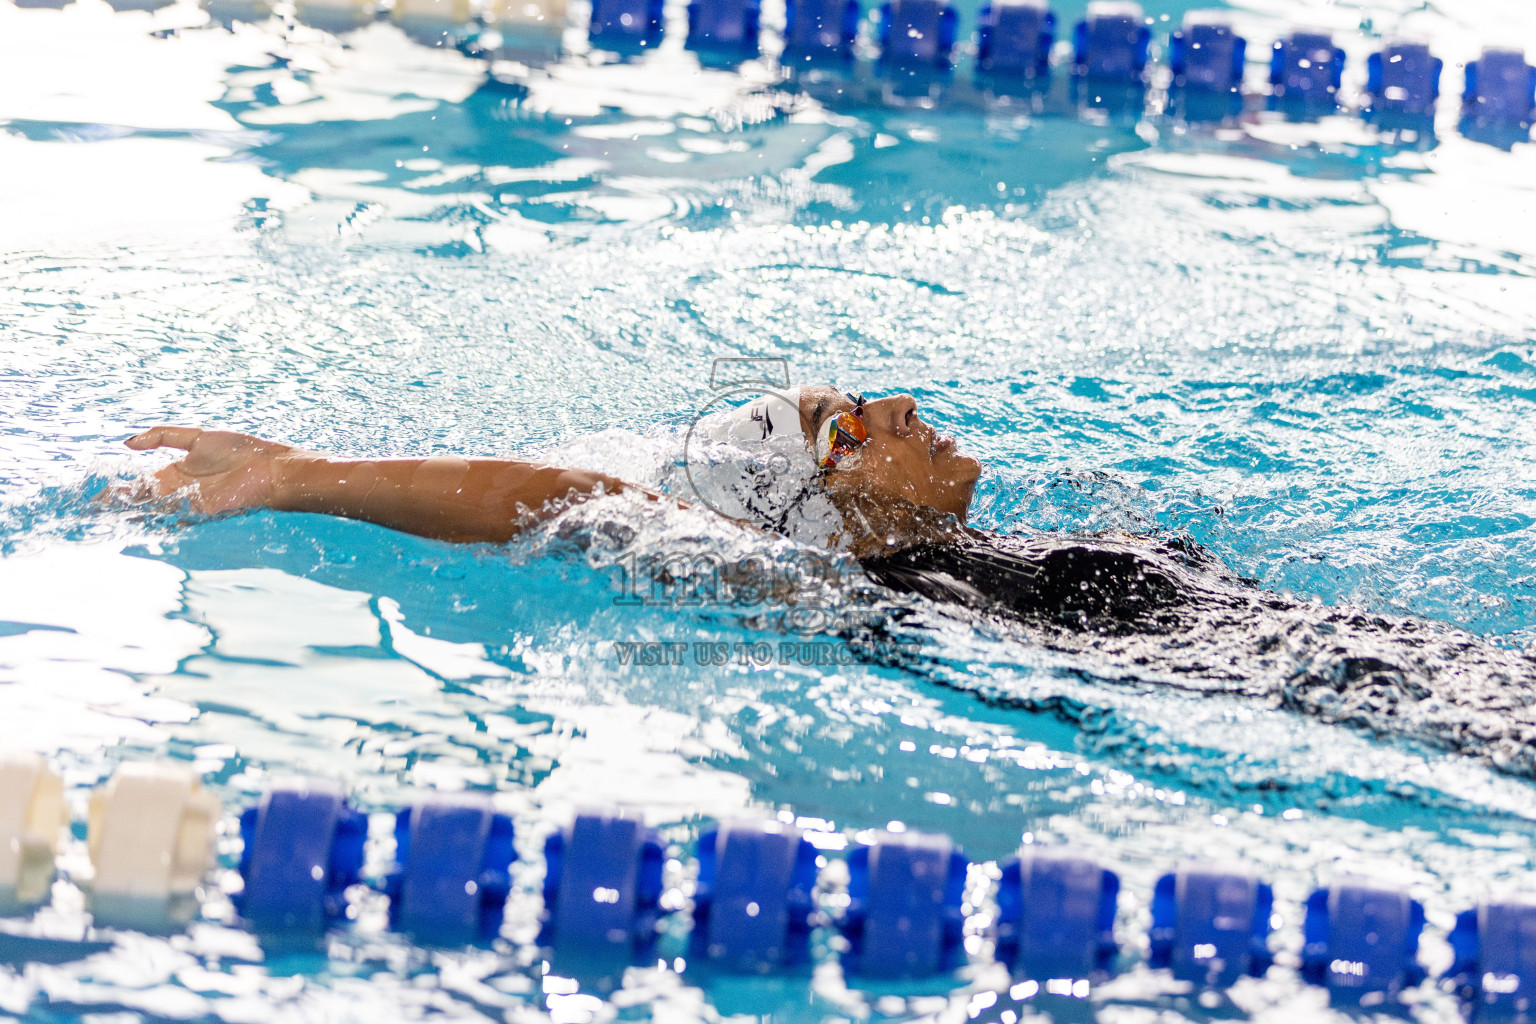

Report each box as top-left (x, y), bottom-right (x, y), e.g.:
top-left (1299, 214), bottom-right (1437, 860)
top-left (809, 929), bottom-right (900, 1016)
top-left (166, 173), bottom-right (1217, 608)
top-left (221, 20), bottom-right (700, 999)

top-left (856, 530), bottom-right (1536, 779)
top-left (860, 532), bottom-right (1203, 636)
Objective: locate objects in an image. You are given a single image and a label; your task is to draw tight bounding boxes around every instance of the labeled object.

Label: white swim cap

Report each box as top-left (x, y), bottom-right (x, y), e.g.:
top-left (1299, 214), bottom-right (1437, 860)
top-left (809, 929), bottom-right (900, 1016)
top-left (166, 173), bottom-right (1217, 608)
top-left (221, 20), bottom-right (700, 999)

top-left (686, 386), bottom-right (839, 543)
top-left (705, 386), bottom-right (803, 445)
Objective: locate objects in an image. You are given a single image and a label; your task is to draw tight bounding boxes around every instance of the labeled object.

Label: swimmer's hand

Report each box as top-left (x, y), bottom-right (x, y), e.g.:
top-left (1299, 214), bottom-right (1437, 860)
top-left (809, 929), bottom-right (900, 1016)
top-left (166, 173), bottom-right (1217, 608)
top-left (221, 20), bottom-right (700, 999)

top-left (123, 425), bottom-right (649, 543)
top-left (124, 426), bottom-right (295, 515)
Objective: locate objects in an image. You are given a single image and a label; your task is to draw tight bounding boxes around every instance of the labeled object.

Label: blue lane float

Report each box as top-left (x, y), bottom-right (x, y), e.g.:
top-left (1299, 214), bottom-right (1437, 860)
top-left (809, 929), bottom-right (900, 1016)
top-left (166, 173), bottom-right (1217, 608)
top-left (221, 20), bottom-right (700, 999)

top-left (1302, 879), bottom-right (1425, 1005)
top-left (995, 848), bottom-right (1118, 982)
top-left (1269, 30), bottom-right (1345, 109)
top-left (694, 820), bottom-right (818, 971)
top-left (1166, 11), bottom-right (1244, 121)
top-left (237, 779), bottom-right (366, 934)
top-left (975, 0), bottom-right (1052, 85)
top-left (1149, 861), bottom-right (1273, 988)
top-left (383, 795), bottom-right (514, 944)
top-left (10, 763), bottom-right (1536, 1019)
top-left (587, 0), bottom-right (664, 51)
top-left (842, 830), bottom-right (967, 979)
top-left (876, 0), bottom-right (958, 74)
top-left (542, 812), bottom-right (666, 954)
top-left (783, 0), bottom-right (859, 63)
top-left (686, 0), bottom-right (761, 56)
top-left (1463, 48), bottom-right (1536, 127)
top-left (511, 0), bottom-right (1535, 147)
top-left (1449, 899), bottom-right (1536, 1019)
top-left (1365, 40), bottom-right (1441, 117)
top-left (1072, 1), bottom-right (1149, 83)
top-left (1168, 11), bottom-right (1244, 94)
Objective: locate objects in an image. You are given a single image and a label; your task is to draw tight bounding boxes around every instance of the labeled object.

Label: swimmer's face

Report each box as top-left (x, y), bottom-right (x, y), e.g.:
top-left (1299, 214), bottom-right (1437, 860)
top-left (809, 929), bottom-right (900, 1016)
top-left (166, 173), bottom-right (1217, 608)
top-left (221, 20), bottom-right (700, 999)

top-left (796, 385), bottom-right (982, 520)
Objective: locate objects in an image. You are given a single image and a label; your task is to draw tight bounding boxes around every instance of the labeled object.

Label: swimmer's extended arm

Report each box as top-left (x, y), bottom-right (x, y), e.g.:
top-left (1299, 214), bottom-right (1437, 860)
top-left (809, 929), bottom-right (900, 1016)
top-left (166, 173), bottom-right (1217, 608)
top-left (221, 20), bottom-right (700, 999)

top-left (123, 426), bottom-right (634, 543)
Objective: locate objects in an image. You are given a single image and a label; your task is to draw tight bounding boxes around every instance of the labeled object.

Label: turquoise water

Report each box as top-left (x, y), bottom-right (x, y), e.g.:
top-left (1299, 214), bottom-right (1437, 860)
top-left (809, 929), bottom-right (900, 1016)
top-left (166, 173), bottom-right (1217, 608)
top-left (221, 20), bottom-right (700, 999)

top-left (4, 0), bottom-right (1536, 1019)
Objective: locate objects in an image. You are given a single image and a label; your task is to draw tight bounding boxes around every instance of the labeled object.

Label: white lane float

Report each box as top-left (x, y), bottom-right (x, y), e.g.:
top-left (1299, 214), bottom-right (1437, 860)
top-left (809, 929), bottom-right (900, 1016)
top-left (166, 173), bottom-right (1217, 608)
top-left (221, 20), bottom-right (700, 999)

top-left (0, 753), bottom-right (66, 912)
top-left (87, 763), bottom-right (220, 930)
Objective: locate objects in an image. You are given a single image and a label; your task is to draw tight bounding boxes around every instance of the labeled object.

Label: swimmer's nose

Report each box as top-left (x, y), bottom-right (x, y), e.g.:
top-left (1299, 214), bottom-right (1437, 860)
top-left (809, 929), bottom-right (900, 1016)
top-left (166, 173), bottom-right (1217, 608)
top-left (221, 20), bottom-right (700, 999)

top-left (865, 394), bottom-right (919, 437)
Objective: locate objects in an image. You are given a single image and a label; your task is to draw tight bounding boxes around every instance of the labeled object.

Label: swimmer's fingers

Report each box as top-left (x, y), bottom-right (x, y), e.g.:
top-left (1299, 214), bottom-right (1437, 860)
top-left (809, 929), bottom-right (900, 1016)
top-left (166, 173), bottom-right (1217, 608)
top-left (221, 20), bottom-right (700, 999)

top-left (126, 426), bottom-right (257, 481)
top-left (91, 476), bottom-right (161, 508)
top-left (119, 426), bottom-right (289, 517)
top-left (120, 426), bottom-right (211, 508)
top-left (126, 425), bottom-right (203, 453)
top-left (88, 464), bottom-right (202, 513)
top-left (153, 462), bottom-right (199, 497)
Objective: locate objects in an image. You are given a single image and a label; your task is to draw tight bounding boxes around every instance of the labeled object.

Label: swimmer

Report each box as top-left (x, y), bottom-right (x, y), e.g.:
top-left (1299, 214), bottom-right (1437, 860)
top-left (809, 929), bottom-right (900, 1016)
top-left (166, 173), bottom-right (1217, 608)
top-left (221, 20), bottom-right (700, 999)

top-left (119, 386), bottom-right (979, 550)
top-left (121, 385), bottom-right (1536, 777)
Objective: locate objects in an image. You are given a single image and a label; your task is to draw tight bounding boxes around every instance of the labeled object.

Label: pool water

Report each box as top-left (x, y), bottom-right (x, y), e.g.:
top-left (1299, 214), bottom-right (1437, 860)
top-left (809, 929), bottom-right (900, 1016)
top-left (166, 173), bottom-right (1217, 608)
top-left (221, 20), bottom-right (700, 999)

top-left (4, 0), bottom-right (1536, 1018)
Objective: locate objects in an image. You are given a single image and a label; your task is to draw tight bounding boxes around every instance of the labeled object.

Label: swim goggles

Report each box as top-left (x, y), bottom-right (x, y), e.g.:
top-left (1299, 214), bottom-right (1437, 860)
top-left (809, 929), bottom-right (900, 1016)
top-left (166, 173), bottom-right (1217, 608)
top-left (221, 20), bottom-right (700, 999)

top-left (815, 393), bottom-right (867, 470)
